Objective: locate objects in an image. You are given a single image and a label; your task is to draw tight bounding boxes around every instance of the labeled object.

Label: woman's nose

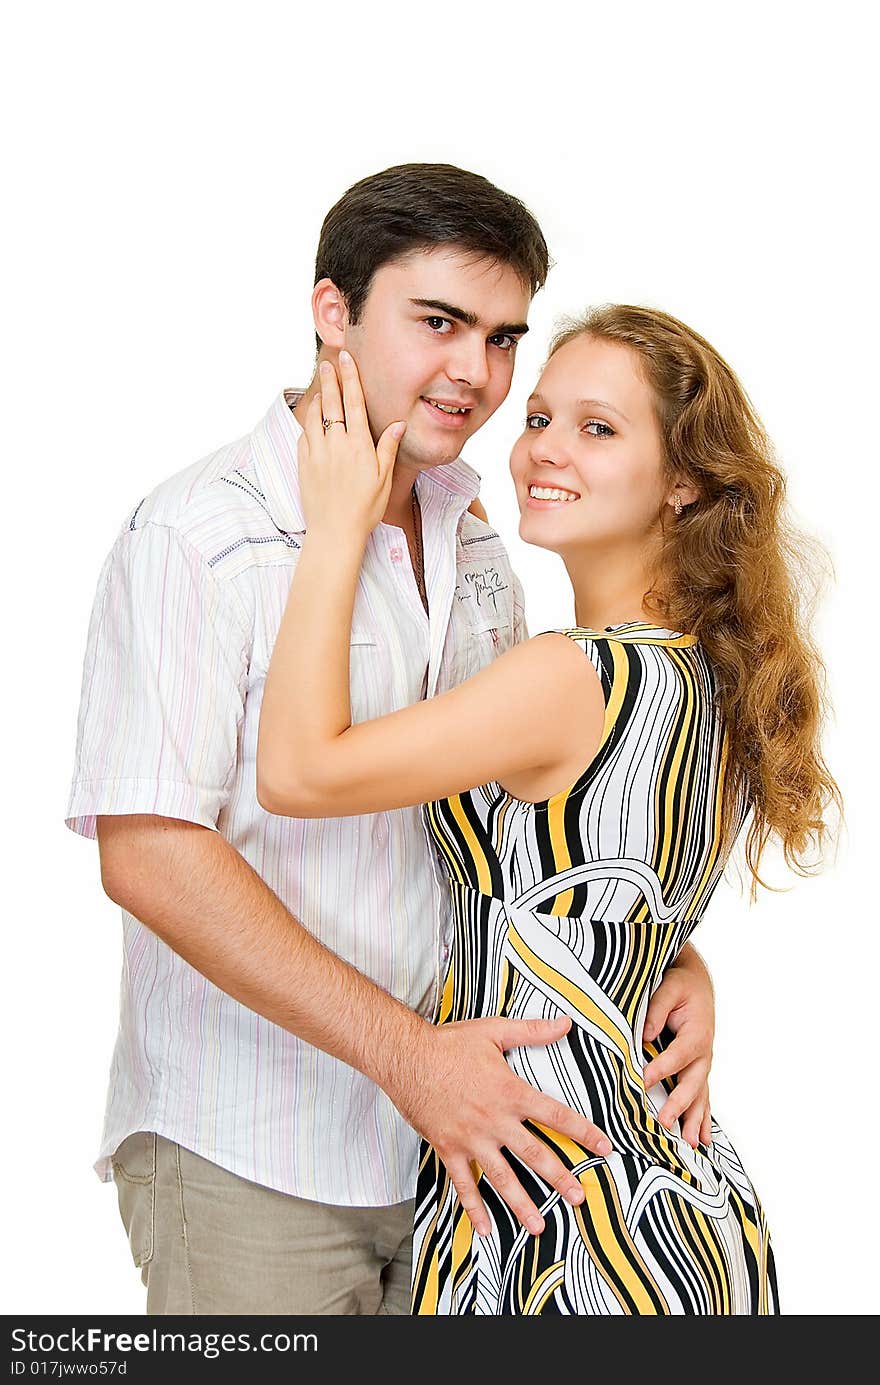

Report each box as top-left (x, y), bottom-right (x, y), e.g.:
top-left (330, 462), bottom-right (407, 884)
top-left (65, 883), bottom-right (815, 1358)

top-left (528, 431), bottom-right (569, 468)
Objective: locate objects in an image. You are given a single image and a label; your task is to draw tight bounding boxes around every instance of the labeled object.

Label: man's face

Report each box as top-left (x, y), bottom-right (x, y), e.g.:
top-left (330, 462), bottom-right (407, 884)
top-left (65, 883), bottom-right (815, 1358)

top-left (341, 247), bottom-right (532, 471)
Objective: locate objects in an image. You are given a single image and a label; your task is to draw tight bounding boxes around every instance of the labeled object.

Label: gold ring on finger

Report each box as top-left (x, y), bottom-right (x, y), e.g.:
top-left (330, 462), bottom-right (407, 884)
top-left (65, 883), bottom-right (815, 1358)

top-left (322, 417), bottom-right (346, 432)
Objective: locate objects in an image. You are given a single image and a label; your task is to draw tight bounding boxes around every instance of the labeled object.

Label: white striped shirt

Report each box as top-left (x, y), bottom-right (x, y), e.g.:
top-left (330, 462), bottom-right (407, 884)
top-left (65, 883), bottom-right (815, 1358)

top-left (65, 389), bottom-right (526, 1205)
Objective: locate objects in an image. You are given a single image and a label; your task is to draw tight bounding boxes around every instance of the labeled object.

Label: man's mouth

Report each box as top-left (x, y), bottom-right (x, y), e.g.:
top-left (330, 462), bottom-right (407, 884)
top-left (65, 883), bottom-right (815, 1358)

top-left (425, 398), bottom-right (470, 414)
top-left (421, 395), bottom-right (475, 426)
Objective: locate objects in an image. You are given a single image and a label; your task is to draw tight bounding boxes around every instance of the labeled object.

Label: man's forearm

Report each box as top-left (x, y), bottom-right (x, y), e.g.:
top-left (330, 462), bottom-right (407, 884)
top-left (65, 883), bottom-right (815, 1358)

top-left (97, 814), bottom-right (429, 1090)
top-left (95, 813), bottom-right (642, 1232)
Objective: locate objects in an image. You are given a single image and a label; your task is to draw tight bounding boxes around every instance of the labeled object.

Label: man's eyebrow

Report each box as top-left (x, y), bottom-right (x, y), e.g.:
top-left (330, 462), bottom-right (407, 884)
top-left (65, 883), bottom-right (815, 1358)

top-left (526, 392), bottom-right (630, 423)
top-left (410, 298), bottom-right (529, 337)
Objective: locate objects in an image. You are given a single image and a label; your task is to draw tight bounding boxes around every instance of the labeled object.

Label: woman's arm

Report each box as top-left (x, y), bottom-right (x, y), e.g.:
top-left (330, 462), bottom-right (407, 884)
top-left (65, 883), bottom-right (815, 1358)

top-left (259, 624), bottom-right (604, 817)
top-left (256, 354), bottom-right (605, 819)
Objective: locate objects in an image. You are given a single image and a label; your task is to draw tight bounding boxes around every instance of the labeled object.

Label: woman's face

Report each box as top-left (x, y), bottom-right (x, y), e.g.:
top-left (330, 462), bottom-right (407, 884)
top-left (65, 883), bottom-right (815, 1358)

top-left (510, 334), bottom-right (674, 554)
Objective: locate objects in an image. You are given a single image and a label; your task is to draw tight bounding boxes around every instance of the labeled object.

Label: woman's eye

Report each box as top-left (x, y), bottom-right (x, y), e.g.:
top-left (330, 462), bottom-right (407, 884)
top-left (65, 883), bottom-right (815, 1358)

top-left (585, 421), bottom-right (615, 437)
top-left (525, 413), bottom-right (550, 429)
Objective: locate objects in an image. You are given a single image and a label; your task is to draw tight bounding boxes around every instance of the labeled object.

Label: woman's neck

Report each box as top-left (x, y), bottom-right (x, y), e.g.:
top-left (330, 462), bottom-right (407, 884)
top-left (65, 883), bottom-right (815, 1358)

top-left (563, 543), bottom-right (659, 631)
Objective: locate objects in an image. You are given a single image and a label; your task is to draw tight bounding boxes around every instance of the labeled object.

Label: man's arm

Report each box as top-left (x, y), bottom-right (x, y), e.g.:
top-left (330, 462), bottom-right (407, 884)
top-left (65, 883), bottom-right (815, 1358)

top-left (97, 813), bottom-right (612, 1238)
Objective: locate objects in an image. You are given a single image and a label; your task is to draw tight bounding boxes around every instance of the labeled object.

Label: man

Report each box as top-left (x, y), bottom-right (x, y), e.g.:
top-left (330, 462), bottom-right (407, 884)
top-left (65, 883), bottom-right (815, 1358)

top-left (66, 164), bottom-right (716, 1315)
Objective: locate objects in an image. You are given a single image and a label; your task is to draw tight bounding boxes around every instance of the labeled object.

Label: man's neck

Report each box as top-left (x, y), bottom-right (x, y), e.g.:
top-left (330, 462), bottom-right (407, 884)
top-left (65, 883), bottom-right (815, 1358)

top-left (383, 460), bottom-right (423, 530)
top-left (291, 378), bottom-right (320, 432)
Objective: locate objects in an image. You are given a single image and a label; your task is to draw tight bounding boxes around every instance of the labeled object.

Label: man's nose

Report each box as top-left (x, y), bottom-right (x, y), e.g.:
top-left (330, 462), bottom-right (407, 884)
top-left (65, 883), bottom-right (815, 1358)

top-left (446, 335), bottom-right (490, 390)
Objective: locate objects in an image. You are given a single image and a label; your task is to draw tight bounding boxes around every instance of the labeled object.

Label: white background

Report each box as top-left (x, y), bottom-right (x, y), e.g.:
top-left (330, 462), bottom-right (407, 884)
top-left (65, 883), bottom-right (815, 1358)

top-left (3, 1), bottom-right (876, 1315)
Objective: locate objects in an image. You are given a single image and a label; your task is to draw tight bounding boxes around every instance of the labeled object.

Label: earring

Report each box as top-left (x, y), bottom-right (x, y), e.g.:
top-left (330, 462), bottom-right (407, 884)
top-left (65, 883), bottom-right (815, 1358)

top-left (672, 493), bottom-right (683, 517)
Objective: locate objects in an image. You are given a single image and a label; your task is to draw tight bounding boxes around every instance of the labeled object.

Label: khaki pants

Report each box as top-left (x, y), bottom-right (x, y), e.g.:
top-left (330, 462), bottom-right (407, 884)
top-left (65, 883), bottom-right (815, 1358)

top-left (111, 1131), bottom-right (414, 1315)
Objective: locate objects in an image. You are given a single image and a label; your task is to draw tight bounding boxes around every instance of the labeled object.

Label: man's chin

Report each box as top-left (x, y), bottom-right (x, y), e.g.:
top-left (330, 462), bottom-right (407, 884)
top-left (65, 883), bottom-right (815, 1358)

top-left (400, 431), bottom-right (467, 471)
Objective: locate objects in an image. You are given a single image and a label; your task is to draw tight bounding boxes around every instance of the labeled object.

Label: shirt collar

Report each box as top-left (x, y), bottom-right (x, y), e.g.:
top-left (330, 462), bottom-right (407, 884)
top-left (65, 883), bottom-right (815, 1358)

top-left (251, 389), bottom-right (482, 533)
top-left (250, 389), bottom-right (308, 533)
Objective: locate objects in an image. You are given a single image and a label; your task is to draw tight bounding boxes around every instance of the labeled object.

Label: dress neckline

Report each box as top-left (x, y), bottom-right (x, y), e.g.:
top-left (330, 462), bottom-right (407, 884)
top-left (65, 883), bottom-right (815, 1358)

top-left (570, 621), bottom-right (699, 646)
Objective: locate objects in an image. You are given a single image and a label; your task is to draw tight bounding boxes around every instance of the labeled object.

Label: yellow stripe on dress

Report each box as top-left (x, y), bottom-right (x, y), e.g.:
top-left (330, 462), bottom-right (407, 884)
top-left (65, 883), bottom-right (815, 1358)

top-left (448, 795), bottom-right (494, 895)
top-left (666, 649), bottom-right (700, 892)
top-left (690, 1202), bottom-right (732, 1313)
top-left (507, 923), bottom-right (641, 1084)
top-left (688, 730), bottom-right (730, 918)
top-left (547, 786), bottom-right (575, 916)
top-left (507, 923), bottom-right (694, 1179)
top-left (575, 1166), bottom-right (670, 1314)
top-left (522, 1260), bottom-right (567, 1314)
top-left (656, 647), bottom-right (696, 882)
top-left (437, 957), bottom-right (455, 1024)
top-left (450, 1204), bottom-right (475, 1297)
top-left (602, 639), bottom-right (630, 747)
top-left (425, 799), bottom-right (466, 886)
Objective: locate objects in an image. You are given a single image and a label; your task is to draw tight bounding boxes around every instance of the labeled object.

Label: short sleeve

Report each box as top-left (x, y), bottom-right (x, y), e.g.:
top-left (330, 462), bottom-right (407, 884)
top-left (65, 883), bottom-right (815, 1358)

top-left (512, 570), bottom-right (529, 644)
top-left (65, 522), bottom-right (250, 840)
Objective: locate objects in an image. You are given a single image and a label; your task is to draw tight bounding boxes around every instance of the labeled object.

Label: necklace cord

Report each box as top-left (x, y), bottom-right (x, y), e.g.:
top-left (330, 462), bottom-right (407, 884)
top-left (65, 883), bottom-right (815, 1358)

top-left (411, 488), bottom-right (428, 614)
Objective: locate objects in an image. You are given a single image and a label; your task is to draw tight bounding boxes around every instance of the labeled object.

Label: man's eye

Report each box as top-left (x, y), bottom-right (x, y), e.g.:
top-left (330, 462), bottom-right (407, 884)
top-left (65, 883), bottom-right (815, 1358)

top-left (489, 333), bottom-right (518, 352)
top-left (585, 421), bottom-right (615, 437)
top-left (425, 316), bottom-right (452, 333)
top-left (525, 413), bottom-right (550, 429)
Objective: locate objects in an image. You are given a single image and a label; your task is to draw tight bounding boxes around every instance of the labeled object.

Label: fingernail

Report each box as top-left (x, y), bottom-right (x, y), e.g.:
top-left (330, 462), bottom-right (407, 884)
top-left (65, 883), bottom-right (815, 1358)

top-left (339, 349), bottom-right (352, 365)
top-left (565, 1186), bottom-right (584, 1205)
top-left (392, 421), bottom-right (406, 438)
top-left (597, 1138), bottom-right (613, 1156)
top-left (319, 360), bottom-right (331, 374)
top-left (527, 1216), bottom-right (544, 1235)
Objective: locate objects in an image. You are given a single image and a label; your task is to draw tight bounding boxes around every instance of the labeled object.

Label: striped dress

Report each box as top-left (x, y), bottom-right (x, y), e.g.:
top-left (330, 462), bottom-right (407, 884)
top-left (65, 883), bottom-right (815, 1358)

top-left (412, 624), bottom-right (779, 1315)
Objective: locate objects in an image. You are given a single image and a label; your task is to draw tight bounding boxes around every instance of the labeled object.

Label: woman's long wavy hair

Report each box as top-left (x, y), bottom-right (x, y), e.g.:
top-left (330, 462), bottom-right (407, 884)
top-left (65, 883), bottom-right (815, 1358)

top-left (549, 305), bottom-right (842, 900)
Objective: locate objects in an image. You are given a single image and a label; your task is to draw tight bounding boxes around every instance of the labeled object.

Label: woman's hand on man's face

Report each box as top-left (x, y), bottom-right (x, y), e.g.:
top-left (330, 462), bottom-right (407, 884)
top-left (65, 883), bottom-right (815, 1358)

top-left (298, 351), bottom-right (406, 542)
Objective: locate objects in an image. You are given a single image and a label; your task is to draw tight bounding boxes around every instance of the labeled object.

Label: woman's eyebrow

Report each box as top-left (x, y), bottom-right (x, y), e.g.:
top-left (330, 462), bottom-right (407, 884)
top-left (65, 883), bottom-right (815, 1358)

top-left (526, 392), bottom-right (630, 423)
top-left (410, 298), bottom-right (529, 337)
top-left (578, 397), bottom-right (630, 423)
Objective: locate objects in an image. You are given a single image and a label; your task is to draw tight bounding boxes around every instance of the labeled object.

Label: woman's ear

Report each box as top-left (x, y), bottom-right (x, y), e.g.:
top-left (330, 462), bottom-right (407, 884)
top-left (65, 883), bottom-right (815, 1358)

top-left (311, 278), bottom-right (349, 350)
top-left (671, 480), bottom-right (701, 508)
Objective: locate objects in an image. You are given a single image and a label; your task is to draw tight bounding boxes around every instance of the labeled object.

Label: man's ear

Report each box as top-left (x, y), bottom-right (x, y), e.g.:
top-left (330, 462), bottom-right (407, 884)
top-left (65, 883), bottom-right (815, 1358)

top-left (312, 278), bottom-right (348, 350)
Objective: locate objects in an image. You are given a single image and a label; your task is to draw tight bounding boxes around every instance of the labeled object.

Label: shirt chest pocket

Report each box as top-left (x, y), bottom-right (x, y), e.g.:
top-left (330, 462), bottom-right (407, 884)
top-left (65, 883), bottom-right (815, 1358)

top-left (446, 563), bottom-right (516, 683)
top-left (249, 630), bottom-right (383, 723)
top-left (346, 631), bottom-right (383, 721)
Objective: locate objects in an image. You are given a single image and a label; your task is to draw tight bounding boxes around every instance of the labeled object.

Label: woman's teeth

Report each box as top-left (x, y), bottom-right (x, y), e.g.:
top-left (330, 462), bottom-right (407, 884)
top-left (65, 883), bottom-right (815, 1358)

top-left (529, 486), bottom-right (579, 502)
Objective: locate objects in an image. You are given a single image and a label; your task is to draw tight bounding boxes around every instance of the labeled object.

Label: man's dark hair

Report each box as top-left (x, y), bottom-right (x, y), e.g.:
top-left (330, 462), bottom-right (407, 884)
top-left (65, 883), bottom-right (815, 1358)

top-left (313, 163), bottom-right (550, 349)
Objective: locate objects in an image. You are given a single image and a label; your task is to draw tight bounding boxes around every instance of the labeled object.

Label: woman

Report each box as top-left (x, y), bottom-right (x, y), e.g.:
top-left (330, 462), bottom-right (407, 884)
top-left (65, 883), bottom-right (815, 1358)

top-left (257, 305), bottom-right (839, 1315)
